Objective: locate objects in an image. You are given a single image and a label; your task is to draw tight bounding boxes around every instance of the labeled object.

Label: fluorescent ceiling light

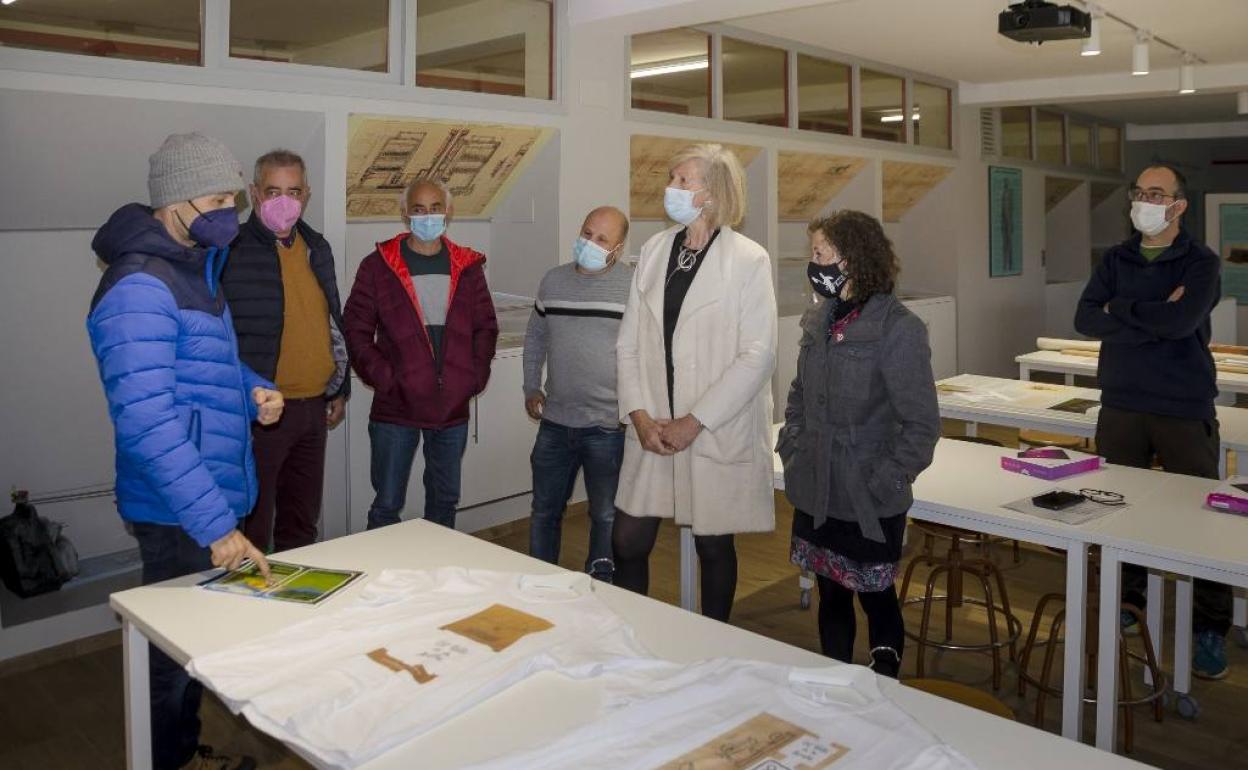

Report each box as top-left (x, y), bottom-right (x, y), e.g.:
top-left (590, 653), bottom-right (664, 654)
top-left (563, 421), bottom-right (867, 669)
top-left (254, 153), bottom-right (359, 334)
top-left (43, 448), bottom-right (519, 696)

top-left (630, 58), bottom-right (708, 79)
top-left (1132, 32), bottom-right (1150, 75)
top-left (880, 114), bottom-right (920, 123)
top-left (1, 1), bottom-right (17, 6)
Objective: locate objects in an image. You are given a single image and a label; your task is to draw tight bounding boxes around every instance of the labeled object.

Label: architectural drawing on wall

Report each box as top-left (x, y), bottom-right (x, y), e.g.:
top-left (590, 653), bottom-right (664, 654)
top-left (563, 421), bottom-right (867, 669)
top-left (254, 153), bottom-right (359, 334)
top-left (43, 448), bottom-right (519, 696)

top-left (629, 134), bottom-right (761, 220)
top-left (776, 151), bottom-right (868, 222)
top-left (881, 160), bottom-right (952, 223)
top-left (347, 115), bottom-right (553, 219)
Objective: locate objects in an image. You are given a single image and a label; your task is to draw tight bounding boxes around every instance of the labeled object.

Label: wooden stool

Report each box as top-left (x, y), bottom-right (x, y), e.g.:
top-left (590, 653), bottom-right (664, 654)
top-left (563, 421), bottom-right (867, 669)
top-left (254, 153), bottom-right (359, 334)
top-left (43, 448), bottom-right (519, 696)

top-left (1018, 429), bottom-right (1086, 451)
top-left (906, 678), bottom-right (1016, 720)
top-left (900, 521), bottom-right (1023, 690)
top-left (1017, 568), bottom-right (1166, 753)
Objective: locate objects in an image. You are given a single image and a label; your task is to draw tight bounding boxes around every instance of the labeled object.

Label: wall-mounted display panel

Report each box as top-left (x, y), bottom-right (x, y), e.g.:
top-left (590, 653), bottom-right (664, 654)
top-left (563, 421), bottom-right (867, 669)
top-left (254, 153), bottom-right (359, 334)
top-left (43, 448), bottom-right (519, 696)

top-left (776, 151), bottom-right (868, 222)
top-left (628, 134), bottom-right (760, 220)
top-left (346, 115), bottom-right (554, 220)
top-left (882, 161), bottom-right (952, 223)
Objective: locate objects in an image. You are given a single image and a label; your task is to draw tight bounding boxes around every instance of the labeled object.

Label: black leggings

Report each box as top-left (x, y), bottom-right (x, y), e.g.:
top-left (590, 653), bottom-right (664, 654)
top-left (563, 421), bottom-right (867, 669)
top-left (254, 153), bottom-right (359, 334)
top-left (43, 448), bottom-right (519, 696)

top-left (817, 575), bottom-right (905, 672)
top-left (612, 511), bottom-right (738, 622)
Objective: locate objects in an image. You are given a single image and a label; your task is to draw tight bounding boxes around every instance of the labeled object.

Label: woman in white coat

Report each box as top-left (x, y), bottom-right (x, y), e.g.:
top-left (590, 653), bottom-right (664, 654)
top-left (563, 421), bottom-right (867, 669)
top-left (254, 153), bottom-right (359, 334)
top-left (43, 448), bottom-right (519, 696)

top-left (614, 143), bottom-right (778, 622)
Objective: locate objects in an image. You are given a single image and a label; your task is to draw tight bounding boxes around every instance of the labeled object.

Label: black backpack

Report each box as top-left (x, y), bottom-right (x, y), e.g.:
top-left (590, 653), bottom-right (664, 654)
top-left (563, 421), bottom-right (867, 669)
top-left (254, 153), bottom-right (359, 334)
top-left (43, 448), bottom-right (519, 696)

top-left (0, 495), bottom-right (80, 597)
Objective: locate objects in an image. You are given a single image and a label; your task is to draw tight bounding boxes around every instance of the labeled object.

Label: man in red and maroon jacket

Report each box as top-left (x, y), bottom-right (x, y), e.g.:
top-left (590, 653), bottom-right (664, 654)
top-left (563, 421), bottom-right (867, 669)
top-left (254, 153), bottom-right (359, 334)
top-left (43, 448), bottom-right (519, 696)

top-left (344, 179), bottom-right (498, 529)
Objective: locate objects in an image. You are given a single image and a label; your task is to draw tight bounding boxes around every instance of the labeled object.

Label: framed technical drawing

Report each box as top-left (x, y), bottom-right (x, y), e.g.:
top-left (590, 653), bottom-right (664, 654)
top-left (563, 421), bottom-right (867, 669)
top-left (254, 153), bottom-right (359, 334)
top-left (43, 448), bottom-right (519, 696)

top-left (989, 165), bottom-right (1023, 277)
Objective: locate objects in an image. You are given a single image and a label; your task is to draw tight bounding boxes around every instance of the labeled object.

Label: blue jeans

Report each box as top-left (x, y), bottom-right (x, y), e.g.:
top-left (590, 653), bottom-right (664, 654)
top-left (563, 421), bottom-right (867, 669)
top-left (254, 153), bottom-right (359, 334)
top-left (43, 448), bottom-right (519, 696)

top-left (529, 419), bottom-right (624, 576)
top-left (129, 521), bottom-right (215, 770)
top-left (367, 420), bottom-right (469, 530)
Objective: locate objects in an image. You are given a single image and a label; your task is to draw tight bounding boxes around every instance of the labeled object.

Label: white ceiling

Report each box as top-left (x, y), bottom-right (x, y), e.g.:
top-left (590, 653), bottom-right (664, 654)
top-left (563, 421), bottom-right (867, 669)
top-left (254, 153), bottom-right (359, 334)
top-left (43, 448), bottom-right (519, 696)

top-left (732, 0), bottom-right (1248, 84)
top-left (1060, 91), bottom-right (1247, 125)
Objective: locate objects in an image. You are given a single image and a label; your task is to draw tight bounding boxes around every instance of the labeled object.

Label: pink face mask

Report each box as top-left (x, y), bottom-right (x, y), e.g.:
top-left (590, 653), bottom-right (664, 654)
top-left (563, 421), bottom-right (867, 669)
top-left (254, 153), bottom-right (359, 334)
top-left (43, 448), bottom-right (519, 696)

top-left (258, 194), bottom-right (302, 234)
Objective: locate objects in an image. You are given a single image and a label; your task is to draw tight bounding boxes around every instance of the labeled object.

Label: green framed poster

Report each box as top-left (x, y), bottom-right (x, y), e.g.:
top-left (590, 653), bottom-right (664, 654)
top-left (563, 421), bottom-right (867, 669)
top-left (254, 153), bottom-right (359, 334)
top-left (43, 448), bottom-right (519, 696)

top-left (989, 166), bottom-right (1023, 277)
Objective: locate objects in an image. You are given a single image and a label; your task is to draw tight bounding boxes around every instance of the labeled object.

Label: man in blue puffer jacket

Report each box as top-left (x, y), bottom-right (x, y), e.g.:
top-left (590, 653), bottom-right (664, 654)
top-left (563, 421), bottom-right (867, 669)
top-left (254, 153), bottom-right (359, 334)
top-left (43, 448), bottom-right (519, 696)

top-left (87, 133), bottom-right (284, 770)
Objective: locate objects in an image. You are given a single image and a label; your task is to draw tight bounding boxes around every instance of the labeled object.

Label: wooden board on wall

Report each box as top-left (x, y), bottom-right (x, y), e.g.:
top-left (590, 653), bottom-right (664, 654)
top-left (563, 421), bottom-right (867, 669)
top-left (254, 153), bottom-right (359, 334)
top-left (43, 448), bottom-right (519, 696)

top-left (881, 160), bottom-right (952, 223)
top-left (1090, 180), bottom-right (1124, 210)
top-left (346, 115), bottom-right (553, 220)
top-left (776, 151), bottom-right (868, 222)
top-left (1044, 176), bottom-right (1084, 213)
top-left (630, 135), bottom-right (761, 220)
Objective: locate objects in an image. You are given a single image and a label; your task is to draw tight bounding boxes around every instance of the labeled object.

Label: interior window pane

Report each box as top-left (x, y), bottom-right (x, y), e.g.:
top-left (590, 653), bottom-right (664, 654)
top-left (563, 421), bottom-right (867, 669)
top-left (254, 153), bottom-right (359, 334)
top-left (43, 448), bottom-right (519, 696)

top-left (0, 0), bottom-right (200, 65)
top-left (415, 0), bottom-right (552, 99)
top-left (1097, 124), bottom-right (1122, 171)
top-left (860, 69), bottom-right (906, 143)
top-left (796, 54), bottom-right (850, 135)
top-left (1069, 119), bottom-right (1093, 167)
top-left (230, 0), bottom-right (389, 72)
top-left (722, 37), bottom-right (787, 127)
top-left (913, 81), bottom-right (951, 150)
top-left (1036, 110), bottom-right (1065, 165)
top-left (630, 28), bottom-right (710, 117)
top-left (1001, 106), bottom-right (1032, 160)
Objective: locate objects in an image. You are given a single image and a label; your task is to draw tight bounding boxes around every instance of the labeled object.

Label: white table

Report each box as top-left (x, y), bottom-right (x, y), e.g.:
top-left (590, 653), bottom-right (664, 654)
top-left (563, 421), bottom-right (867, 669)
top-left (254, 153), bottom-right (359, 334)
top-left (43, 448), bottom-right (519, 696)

top-left (1093, 473), bottom-right (1248, 751)
top-left (1016, 349), bottom-right (1248, 397)
top-left (110, 521), bottom-right (1146, 770)
top-left (937, 373), bottom-right (1248, 479)
top-left (775, 437), bottom-right (1104, 743)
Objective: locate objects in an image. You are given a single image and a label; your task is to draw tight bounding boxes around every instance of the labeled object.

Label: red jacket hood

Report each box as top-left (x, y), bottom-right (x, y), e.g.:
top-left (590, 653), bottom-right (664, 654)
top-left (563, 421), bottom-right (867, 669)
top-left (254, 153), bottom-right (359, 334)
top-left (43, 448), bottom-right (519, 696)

top-left (376, 233), bottom-right (485, 275)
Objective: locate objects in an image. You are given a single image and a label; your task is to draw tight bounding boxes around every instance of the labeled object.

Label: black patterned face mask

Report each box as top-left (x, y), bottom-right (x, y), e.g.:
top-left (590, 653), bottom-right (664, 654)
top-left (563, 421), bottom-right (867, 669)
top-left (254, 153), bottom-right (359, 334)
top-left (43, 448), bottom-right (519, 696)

top-left (807, 261), bottom-right (847, 299)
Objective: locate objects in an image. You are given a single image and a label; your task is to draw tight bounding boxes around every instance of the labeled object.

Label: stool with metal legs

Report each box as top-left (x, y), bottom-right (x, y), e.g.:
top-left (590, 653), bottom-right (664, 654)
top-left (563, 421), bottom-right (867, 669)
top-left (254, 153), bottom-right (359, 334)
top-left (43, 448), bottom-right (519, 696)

top-left (899, 521), bottom-right (1023, 690)
top-left (1017, 553), bottom-right (1166, 753)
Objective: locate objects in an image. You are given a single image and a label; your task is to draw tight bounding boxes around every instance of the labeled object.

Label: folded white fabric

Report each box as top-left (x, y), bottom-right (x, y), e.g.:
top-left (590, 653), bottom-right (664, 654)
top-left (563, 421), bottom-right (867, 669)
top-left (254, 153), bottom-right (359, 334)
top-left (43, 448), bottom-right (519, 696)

top-left (464, 657), bottom-right (980, 770)
top-left (187, 567), bottom-right (647, 769)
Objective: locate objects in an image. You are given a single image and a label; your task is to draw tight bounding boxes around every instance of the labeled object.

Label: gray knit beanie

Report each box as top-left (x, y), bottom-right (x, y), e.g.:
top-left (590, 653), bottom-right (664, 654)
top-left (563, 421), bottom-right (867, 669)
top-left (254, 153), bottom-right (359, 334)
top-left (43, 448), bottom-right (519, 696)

top-left (148, 132), bottom-right (245, 209)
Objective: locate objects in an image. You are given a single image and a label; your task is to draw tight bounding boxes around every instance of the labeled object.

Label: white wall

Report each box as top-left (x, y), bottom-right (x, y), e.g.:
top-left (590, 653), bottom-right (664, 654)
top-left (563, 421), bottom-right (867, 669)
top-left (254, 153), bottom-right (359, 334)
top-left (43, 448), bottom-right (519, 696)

top-left (489, 133), bottom-right (562, 298)
top-left (1044, 181), bottom-right (1091, 285)
top-left (951, 106), bottom-right (1048, 378)
top-left (885, 174), bottom-right (958, 298)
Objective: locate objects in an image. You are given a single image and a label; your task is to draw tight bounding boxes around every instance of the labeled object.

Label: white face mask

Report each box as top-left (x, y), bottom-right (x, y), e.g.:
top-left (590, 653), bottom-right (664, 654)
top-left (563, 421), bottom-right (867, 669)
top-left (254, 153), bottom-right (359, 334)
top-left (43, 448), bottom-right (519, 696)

top-left (1130, 200), bottom-right (1177, 237)
top-left (664, 186), bottom-right (704, 226)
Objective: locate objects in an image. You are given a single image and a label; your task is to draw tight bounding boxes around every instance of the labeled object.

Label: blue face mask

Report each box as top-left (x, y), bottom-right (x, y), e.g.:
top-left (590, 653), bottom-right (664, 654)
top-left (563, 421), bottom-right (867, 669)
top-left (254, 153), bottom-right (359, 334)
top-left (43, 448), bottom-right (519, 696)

top-left (409, 213), bottom-right (446, 242)
top-left (572, 237), bottom-right (614, 271)
top-left (663, 186), bottom-right (703, 226)
top-left (187, 203), bottom-right (240, 249)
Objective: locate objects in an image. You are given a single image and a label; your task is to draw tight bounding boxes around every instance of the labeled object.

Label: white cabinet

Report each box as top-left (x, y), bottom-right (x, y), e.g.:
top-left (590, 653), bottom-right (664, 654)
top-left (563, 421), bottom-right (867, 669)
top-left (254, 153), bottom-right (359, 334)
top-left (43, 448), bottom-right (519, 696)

top-left (770, 295), bottom-right (958, 418)
top-left (344, 350), bottom-right (537, 533)
top-left (459, 350), bottom-right (537, 508)
top-left (903, 295), bottom-right (958, 380)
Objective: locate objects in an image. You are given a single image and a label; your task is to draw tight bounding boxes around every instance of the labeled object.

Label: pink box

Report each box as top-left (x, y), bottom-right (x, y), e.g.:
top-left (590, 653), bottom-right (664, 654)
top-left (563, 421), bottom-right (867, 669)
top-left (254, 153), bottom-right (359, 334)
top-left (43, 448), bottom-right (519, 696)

top-left (1001, 452), bottom-right (1102, 480)
top-left (1206, 478), bottom-right (1248, 515)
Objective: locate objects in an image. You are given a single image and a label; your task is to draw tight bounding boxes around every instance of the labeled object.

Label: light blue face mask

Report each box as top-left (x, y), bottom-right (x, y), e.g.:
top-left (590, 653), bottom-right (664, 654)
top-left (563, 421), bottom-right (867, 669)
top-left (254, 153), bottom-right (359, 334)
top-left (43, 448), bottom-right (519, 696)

top-left (409, 213), bottom-right (446, 242)
top-left (573, 237), bottom-right (614, 271)
top-left (664, 186), bottom-right (704, 226)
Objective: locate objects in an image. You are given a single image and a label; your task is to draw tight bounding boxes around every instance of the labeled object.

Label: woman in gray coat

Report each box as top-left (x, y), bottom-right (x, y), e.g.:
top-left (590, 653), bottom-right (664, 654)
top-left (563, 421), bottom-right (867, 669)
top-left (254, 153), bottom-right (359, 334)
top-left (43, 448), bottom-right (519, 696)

top-left (777, 210), bottom-right (940, 678)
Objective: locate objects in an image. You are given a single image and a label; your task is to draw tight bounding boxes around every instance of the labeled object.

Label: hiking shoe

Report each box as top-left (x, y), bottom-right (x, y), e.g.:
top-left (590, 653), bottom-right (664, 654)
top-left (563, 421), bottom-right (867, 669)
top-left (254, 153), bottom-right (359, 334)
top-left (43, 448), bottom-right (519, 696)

top-left (181, 746), bottom-right (257, 770)
top-left (1193, 630), bottom-right (1229, 681)
top-left (868, 646), bottom-right (902, 679)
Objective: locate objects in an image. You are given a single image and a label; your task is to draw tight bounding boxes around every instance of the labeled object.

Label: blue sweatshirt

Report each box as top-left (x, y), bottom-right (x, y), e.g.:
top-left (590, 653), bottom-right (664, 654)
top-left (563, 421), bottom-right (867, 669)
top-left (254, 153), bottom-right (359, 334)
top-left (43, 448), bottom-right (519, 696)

top-left (1074, 228), bottom-right (1220, 421)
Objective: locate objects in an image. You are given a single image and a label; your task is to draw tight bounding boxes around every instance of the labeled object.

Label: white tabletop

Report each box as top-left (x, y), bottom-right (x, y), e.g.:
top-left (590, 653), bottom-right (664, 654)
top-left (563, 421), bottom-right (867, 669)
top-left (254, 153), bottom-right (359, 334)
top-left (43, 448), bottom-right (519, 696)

top-left (110, 520), bottom-right (1146, 770)
top-left (1016, 350), bottom-right (1248, 395)
top-left (937, 373), bottom-right (1248, 453)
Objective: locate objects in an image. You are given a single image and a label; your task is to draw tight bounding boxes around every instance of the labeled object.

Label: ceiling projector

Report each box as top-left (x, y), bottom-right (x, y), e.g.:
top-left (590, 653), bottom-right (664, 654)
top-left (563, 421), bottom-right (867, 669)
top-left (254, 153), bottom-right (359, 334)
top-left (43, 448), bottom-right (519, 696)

top-left (998, 0), bottom-right (1091, 43)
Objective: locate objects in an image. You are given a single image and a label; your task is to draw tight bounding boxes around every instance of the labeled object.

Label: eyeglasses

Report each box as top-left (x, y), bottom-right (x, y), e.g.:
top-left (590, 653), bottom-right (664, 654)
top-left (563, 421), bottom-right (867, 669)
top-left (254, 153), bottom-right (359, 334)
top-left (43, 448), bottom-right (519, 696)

top-left (1128, 187), bottom-right (1179, 205)
top-left (1079, 489), bottom-right (1126, 506)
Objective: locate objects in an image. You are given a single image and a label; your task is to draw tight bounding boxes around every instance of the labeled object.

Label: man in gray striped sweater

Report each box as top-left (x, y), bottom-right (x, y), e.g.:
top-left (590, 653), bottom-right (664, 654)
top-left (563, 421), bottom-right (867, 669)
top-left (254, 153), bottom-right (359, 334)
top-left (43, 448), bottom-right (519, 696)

top-left (523, 206), bottom-right (633, 580)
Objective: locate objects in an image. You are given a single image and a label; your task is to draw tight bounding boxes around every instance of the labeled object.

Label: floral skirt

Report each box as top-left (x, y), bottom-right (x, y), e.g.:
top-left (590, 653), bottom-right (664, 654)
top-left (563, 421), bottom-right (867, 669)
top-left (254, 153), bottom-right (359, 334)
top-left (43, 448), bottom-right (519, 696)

top-left (790, 509), bottom-right (906, 593)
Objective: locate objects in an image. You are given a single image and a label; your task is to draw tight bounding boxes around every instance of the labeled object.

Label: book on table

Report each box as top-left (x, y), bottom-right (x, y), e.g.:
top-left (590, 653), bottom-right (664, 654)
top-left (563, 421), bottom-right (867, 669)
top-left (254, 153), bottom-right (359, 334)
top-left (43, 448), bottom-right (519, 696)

top-left (1206, 477), bottom-right (1248, 516)
top-left (1047, 397), bottom-right (1100, 415)
top-left (200, 560), bottom-right (363, 604)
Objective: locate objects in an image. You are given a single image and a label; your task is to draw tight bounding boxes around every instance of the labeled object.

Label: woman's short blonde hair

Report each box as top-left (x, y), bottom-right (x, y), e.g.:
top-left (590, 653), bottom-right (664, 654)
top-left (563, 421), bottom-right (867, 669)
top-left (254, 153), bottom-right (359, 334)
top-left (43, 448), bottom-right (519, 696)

top-left (669, 143), bottom-right (747, 229)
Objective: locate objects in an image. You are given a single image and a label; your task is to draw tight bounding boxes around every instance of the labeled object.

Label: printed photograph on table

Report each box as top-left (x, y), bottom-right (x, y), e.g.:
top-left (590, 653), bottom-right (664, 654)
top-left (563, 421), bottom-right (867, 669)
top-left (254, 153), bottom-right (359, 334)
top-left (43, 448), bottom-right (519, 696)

top-left (989, 166), bottom-right (1023, 277)
top-left (200, 560), bottom-right (363, 605)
